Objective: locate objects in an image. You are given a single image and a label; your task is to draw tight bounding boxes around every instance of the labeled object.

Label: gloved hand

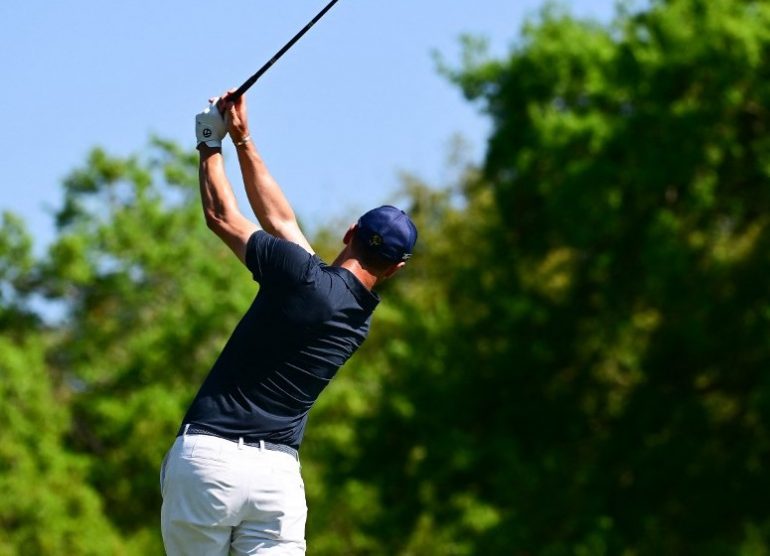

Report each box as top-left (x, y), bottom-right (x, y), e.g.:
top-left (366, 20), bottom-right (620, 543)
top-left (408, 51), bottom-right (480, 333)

top-left (195, 97), bottom-right (228, 148)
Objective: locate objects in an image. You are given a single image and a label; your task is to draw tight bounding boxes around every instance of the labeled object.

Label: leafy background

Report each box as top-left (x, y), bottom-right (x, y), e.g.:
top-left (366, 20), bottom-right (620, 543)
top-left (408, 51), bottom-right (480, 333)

top-left (2, 1), bottom-right (770, 553)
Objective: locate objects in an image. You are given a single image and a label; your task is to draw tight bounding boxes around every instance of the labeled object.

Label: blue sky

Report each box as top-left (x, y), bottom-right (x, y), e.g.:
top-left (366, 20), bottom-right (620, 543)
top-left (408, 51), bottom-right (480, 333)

top-left (2, 1), bottom-right (614, 249)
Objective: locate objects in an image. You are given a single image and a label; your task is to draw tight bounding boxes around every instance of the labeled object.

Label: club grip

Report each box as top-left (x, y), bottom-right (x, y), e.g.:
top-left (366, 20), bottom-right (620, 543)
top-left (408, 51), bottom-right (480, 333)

top-left (228, 80), bottom-right (253, 103)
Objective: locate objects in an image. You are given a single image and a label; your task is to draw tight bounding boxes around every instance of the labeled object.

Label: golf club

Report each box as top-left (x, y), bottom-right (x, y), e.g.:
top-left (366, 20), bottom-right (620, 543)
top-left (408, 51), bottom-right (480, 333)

top-left (229, 0), bottom-right (342, 101)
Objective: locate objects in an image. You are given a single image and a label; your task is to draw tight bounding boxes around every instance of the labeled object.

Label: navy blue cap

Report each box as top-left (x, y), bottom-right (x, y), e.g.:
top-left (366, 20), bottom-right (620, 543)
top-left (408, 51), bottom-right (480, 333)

top-left (356, 205), bottom-right (418, 262)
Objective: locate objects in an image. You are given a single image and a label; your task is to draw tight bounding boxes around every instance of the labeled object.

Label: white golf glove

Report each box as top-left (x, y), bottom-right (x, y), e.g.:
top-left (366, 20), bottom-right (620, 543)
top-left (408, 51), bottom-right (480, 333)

top-left (195, 97), bottom-right (228, 148)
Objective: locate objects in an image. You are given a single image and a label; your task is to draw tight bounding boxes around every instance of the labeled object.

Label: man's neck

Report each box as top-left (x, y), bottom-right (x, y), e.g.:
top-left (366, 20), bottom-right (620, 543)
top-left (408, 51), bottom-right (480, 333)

top-left (334, 256), bottom-right (379, 291)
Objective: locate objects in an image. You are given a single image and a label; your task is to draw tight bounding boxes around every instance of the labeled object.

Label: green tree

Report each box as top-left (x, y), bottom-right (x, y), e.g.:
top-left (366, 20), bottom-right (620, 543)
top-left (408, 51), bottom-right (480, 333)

top-left (6, 1), bottom-right (770, 553)
top-left (319, 0), bottom-right (770, 553)
top-left (0, 215), bottom-right (121, 555)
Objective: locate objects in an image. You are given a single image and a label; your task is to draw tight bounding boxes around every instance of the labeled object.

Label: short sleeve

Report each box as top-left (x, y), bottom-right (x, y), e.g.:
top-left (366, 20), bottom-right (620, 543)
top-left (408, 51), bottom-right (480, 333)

top-left (245, 230), bottom-right (317, 286)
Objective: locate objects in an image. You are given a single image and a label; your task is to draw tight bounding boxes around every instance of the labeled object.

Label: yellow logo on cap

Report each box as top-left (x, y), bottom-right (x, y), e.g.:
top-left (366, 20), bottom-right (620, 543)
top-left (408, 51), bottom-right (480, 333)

top-left (369, 234), bottom-right (383, 247)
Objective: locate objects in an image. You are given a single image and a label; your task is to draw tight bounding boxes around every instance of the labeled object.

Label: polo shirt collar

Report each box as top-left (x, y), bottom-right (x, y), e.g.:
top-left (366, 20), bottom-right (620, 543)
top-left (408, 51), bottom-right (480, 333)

top-left (333, 266), bottom-right (380, 312)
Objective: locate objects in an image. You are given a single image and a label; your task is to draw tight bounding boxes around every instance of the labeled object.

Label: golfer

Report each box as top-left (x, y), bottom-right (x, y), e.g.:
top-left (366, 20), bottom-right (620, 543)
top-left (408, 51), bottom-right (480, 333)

top-left (159, 92), bottom-right (417, 555)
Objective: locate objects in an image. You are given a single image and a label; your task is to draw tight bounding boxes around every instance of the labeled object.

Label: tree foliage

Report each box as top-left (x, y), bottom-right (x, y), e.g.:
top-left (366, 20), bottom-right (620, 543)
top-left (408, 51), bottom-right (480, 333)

top-left (351, 0), bottom-right (770, 553)
top-left (2, 0), bottom-right (770, 553)
top-left (0, 218), bottom-right (119, 555)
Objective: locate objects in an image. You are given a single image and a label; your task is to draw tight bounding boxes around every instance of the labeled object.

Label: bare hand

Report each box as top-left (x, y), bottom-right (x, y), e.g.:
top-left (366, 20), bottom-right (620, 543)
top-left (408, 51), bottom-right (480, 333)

top-left (217, 90), bottom-right (250, 143)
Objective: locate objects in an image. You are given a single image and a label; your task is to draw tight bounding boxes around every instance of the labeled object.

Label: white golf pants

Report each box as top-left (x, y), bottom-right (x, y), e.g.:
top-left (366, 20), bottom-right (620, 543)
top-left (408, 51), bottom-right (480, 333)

top-left (161, 433), bottom-right (307, 555)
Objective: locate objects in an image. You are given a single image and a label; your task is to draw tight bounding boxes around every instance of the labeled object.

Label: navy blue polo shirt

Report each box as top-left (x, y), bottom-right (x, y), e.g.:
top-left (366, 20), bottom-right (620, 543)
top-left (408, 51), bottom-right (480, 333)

top-left (181, 230), bottom-right (379, 449)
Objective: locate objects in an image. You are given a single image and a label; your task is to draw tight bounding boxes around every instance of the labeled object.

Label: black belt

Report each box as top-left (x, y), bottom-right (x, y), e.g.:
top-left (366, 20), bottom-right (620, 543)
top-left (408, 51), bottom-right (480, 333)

top-left (178, 424), bottom-right (299, 460)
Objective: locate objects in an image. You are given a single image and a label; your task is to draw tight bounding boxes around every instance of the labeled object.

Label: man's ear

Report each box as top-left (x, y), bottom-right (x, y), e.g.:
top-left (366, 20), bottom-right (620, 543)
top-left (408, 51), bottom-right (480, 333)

top-left (383, 261), bottom-right (406, 279)
top-left (343, 224), bottom-right (357, 245)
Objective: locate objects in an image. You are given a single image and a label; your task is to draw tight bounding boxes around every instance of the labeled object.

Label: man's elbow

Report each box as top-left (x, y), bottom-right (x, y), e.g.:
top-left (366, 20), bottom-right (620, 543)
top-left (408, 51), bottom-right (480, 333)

top-left (203, 209), bottom-right (255, 244)
top-left (269, 217), bottom-right (301, 239)
top-left (203, 209), bottom-right (230, 236)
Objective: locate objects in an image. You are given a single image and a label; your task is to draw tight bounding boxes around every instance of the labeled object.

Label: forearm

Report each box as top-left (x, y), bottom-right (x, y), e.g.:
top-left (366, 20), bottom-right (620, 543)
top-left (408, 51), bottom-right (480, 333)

top-left (199, 146), bottom-right (240, 224)
top-left (198, 145), bottom-right (256, 262)
top-left (234, 140), bottom-right (299, 237)
top-left (224, 95), bottom-right (312, 253)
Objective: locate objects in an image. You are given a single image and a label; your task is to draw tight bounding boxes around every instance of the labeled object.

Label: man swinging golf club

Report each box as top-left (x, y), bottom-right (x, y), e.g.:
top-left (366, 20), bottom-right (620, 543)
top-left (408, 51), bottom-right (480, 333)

top-left (159, 91), bottom-right (417, 555)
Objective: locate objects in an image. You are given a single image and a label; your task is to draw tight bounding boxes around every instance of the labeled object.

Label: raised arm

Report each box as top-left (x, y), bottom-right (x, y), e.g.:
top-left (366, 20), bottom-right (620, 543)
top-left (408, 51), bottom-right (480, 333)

top-left (221, 94), bottom-right (314, 255)
top-left (195, 99), bottom-right (258, 264)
